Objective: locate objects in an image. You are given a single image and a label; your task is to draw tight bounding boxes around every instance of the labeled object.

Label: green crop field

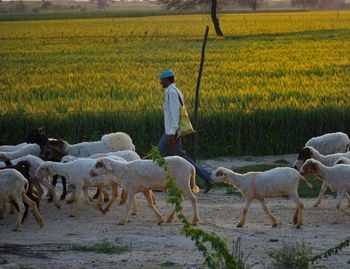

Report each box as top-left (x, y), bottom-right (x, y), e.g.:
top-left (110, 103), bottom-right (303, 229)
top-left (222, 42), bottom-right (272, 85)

top-left (1, 11), bottom-right (350, 157)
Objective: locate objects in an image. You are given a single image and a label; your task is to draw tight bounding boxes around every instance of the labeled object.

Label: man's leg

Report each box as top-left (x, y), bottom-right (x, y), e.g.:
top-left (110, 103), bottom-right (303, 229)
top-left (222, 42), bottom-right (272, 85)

top-left (157, 133), bottom-right (169, 157)
top-left (169, 137), bottom-right (213, 193)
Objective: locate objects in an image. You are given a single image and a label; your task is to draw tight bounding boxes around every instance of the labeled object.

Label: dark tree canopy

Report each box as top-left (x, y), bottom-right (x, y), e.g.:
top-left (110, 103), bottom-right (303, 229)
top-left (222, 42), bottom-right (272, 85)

top-left (158, 0), bottom-right (224, 36)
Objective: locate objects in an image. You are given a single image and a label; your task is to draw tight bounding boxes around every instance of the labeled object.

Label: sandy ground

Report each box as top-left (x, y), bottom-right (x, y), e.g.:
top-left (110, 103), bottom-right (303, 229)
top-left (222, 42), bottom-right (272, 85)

top-left (1, 154), bottom-right (350, 269)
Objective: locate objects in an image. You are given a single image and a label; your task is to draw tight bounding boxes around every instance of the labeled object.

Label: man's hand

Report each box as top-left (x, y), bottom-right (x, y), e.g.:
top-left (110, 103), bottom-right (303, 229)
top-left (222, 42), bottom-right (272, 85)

top-left (168, 134), bottom-right (176, 145)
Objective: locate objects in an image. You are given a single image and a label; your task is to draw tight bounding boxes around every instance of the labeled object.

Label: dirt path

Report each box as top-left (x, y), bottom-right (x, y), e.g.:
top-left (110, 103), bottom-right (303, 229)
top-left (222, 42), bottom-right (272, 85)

top-left (1, 154), bottom-right (349, 269)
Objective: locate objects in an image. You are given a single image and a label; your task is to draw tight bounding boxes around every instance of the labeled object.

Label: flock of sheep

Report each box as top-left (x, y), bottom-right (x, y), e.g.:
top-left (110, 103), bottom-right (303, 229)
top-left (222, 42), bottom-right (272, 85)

top-left (1, 129), bottom-right (350, 231)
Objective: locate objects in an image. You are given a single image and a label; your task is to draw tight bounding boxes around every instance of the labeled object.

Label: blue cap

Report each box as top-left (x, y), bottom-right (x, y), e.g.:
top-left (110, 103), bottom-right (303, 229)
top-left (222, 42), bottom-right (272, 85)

top-left (160, 69), bottom-right (174, 79)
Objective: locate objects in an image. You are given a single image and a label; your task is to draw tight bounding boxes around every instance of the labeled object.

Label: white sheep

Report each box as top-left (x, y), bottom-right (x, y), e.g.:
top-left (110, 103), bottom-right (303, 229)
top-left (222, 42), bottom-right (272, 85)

top-left (293, 146), bottom-right (350, 207)
top-left (0, 169), bottom-right (44, 230)
top-left (0, 155), bottom-right (62, 205)
top-left (300, 159), bottom-right (350, 224)
top-left (45, 132), bottom-right (135, 159)
top-left (35, 157), bottom-right (126, 217)
top-left (0, 143), bottom-right (27, 152)
top-left (90, 156), bottom-right (200, 225)
top-left (0, 144), bottom-right (41, 161)
top-left (61, 150), bottom-right (140, 163)
top-left (305, 132), bottom-right (350, 155)
top-left (61, 150), bottom-right (141, 204)
top-left (210, 167), bottom-right (313, 228)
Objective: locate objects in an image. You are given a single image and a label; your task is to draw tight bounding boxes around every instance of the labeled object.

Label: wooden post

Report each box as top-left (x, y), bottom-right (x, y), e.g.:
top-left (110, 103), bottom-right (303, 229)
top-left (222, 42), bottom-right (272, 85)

top-left (193, 26), bottom-right (209, 161)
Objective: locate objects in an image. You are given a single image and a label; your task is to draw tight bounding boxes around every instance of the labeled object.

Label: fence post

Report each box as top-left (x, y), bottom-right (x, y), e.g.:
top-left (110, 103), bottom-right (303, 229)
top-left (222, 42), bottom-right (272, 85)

top-left (193, 26), bottom-right (209, 161)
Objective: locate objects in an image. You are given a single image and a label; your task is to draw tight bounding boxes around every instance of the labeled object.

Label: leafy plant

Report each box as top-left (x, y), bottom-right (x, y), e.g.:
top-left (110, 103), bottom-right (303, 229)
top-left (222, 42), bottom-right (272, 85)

top-left (267, 241), bottom-right (312, 269)
top-left (149, 146), bottom-right (237, 269)
top-left (310, 238), bottom-right (350, 264)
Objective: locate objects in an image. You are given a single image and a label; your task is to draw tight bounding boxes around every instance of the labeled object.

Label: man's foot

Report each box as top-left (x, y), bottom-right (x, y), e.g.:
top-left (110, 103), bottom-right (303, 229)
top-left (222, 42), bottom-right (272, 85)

top-left (204, 181), bottom-right (213, 193)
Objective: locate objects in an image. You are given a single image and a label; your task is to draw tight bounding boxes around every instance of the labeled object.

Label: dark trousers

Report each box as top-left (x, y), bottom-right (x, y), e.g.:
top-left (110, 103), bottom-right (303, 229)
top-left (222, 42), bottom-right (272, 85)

top-left (157, 133), bottom-right (211, 183)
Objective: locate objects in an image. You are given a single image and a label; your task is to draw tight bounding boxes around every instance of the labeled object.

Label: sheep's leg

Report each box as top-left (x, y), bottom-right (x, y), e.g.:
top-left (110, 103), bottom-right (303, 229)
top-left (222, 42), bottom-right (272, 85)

top-left (345, 192), bottom-right (350, 207)
top-left (167, 195), bottom-right (183, 223)
top-left (119, 189), bottom-right (127, 205)
top-left (259, 199), bottom-right (278, 227)
top-left (335, 192), bottom-right (346, 224)
top-left (237, 199), bottom-right (252, 228)
top-left (22, 192), bottom-right (44, 227)
top-left (102, 189), bottom-right (110, 202)
top-left (32, 180), bottom-right (44, 201)
top-left (187, 190), bottom-right (200, 225)
top-left (313, 182), bottom-right (328, 207)
top-left (290, 194), bottom-right (304, 228)
top-left (37, 177), bottom-right (60, 209)
top-left (102, 184), bottom-right (118, 214)
top-left (13, 197), bottom-right (25, 231)
top-left (47, 175), bottom-right (58, 202)
top-left (118, 192), bottom-right (136, 225)
top-left (70, 187), bottom-right (82, 218)
top-left (83, 185), bottom-right (99, 209)
top-left (60, 176), bottom-right (67, 200)
top-left (143, 190), bottom-right (164, 225)
top-left (0, 200), bottom-right (5, 219)
top-left (131, 198), bottom-right (138, 215)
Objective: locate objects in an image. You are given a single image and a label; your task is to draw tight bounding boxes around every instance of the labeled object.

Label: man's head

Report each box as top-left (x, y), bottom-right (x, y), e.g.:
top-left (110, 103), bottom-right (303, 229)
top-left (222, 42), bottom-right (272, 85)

top-left (160, 69), bottom-right (175, 88)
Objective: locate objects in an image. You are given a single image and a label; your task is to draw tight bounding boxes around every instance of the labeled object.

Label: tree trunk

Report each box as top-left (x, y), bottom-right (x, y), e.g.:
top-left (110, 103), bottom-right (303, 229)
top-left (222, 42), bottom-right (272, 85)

top-left (193, 26), bottom-right (210, 161)
top-left (252, 0), bottom-right (257, 11)
top-left (211, 0), bottom-right (223, 37)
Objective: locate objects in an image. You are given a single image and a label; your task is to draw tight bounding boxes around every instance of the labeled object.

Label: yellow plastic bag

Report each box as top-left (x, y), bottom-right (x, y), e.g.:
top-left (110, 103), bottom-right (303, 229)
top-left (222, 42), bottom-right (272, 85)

top-left (177, 105), bottom-right (196, 138)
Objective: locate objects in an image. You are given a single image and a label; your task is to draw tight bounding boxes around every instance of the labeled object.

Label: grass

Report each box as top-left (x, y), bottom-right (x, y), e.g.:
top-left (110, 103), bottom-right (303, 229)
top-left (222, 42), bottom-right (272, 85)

top-left (69, 239), bottom-right (130, 254)
top-left (1, 11), bottom-right (350, 157)
top-left (267, 241), bottom-right (312, 269)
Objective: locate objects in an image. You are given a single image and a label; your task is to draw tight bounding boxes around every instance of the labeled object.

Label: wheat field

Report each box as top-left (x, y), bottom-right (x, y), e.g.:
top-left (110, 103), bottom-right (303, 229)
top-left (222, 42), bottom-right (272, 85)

top-left (1, 11), bottom-right (350, 156)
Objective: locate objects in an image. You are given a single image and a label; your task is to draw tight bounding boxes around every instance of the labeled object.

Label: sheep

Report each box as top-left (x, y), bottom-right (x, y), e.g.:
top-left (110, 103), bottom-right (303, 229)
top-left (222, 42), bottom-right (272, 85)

top-left (300, 159), bottom-right (350, 224)
top-left (293, 146), bottom-right (350, 207)
top-left (0, 144), bottom-right (41, 162)
top-left (0, 169), bottom-right (44, 230)
top-left (0, 161), bottom-right (40, 223)
top-left (210, 167), bottom-right (313, 228)
top-left (305, 132), bottom-right (350, 155)
top-left (0, 155), bottom-right (62, 203)
top-left (44, 132), bottom-right (135, 160)
top-left (0, 143), bottom-right (27, 152)
top-left (35, 157), bottom-right (126, 217)
top-left (89, 156), bottom-right (200, 226)
top-left (60, 151), bottom-right (141, 202)
top-left (0, 128), bottom-right (51, 161)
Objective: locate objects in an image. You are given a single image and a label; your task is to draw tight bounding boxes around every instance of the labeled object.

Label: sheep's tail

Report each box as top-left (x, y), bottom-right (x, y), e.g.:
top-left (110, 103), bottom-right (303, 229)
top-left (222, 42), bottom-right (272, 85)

top-left (300, 175), bottom-right (313, 188)
top-left (190, 167), bottom-right (200, 193)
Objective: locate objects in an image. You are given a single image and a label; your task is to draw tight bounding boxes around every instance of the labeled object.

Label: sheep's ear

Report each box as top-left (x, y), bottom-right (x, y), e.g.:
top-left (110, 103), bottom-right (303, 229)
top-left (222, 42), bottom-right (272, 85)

top-left (216, 170), bottom-right (224, 177)
top-left (101, 159), bottom-right (113, 171)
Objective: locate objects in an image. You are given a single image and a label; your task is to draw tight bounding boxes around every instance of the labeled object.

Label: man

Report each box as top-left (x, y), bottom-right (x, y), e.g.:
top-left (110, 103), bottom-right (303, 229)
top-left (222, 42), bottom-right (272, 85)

top-left (157, 69), bottom-right (213, 193)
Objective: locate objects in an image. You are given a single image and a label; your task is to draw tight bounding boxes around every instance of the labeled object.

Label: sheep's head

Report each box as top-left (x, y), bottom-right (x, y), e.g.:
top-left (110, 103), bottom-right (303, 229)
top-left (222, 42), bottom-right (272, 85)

top-left (35, 163), bottom-right (54, 179)
top-left (16, 161), bottom-right (31, 178)
top-left (299, 159), bottom-right (319, 177)
top-left (335, 157), bottom-right (350, 165)
top-left (90, 158), bottom-right (113, 177)
top-left (293, 147), bottom-right (313, 170)
top-left (25, 128), bottom-right (49, 150)
top-left (210, 167), bottom-right (230, 184)
top-left (43, 140), bottom-right (67, 161)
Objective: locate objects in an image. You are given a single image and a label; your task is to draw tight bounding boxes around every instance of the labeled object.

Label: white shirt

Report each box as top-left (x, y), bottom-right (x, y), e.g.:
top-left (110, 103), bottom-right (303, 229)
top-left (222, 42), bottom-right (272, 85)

top-left (163, 83), bottom-right (184, 135)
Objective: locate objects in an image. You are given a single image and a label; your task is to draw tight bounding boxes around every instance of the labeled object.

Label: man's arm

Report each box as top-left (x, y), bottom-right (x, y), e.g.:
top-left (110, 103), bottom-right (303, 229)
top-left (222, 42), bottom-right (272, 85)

top-left (167, 88), bottom-right (181, 144)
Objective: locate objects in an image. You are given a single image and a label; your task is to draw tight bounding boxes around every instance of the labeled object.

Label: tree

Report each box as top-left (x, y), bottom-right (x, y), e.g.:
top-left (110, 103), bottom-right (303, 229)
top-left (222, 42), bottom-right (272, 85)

top-left (158, 0), bottom-right (223, 36)
top-left (96, 0), bottom-right (108, 9)
top-left (238, 0), bottom-right (264, 10)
